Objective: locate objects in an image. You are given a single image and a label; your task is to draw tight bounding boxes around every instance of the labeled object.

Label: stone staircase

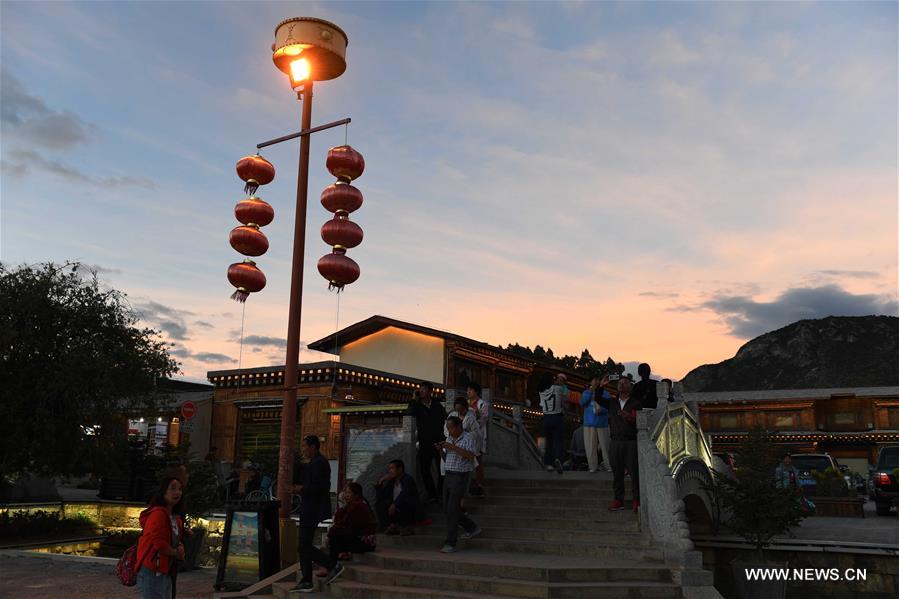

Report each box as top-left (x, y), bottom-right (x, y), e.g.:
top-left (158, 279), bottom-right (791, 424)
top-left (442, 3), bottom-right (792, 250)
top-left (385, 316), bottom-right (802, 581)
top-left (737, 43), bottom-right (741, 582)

top-left (237, 469), bottom-right (718, 599)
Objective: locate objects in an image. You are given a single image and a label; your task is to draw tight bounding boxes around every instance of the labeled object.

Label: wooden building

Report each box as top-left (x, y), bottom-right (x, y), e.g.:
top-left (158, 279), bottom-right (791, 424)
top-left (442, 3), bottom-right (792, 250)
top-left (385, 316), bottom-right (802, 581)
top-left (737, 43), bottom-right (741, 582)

top-left (307, 315), bottom-right (589, 430)
top-left (206, 315), bottom-right (589, 468)
top-left (206, 361), bottom-right (438, 467)
top-left (687, 386), bottom-right (899, 474)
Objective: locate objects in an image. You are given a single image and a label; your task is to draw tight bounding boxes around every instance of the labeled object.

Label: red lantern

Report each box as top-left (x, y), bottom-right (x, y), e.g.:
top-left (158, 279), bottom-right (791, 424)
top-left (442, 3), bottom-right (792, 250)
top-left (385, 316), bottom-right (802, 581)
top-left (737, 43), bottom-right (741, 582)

top-left (320, 182), bottom-right (363, 214)
top-left (227, 259), bottom-right (266, 302)
top-left (229, 225), bottom-right (269, 257)
top-left (236, 154), bottom-right (275, 195)
top-left (321, 217), bottom-right (363, 249)
top-left (235, 196), bottom-right (274, 227)
top-left (317, 251), bottom-right (360, 291)
top-left (326, 145), bottom-right (365, 182)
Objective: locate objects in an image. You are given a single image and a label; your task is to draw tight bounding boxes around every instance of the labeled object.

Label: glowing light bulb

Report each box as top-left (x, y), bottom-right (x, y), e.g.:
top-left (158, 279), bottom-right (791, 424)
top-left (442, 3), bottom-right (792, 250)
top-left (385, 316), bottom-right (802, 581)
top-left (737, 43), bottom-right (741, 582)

top-left (290, 58), bottom-right (311, 84)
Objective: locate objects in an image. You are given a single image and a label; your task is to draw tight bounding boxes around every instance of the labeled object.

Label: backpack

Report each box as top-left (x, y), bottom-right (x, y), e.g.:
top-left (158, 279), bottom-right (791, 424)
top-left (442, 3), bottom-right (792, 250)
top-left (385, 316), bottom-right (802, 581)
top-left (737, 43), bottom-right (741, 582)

top-left (115, 534), bottom-right (157, 586)
top-left (115, 542), bottom-right (143, 586)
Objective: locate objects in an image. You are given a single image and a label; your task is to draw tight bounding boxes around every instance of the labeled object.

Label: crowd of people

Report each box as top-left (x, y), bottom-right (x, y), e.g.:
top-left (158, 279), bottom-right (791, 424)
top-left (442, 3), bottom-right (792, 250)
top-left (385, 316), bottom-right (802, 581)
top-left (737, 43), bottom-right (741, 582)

top-left (133, 366), bottom-right (668, 596)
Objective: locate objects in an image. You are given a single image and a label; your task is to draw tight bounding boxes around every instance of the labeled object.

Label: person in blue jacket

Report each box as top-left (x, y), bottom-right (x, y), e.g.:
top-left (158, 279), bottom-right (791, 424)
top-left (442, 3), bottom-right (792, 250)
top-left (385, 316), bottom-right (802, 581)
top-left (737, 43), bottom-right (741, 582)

top-left (580, 377), bottom-right (611, 473)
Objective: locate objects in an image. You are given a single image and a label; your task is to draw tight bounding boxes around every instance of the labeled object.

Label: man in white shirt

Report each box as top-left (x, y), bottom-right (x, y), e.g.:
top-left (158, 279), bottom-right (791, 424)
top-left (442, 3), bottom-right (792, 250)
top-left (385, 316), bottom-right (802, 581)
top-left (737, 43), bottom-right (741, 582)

top-left (438, 416), bottom-right (481, 553)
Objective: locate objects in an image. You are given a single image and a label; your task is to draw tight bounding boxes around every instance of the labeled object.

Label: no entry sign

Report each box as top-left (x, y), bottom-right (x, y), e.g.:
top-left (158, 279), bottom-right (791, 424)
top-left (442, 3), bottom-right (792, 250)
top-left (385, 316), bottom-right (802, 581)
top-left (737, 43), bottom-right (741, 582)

top-left (181, 401), bottom-right (197, 421)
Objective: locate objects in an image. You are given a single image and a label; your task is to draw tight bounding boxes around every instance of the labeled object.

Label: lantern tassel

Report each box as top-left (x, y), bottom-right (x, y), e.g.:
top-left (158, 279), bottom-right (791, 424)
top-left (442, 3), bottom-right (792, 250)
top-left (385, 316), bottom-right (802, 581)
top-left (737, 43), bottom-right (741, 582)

top-left (244, 181), bottom-right (259, 196)
top-left (230, 289), bottom-right (249, 303)
top-left (328, 283), bottom-right (345, 293)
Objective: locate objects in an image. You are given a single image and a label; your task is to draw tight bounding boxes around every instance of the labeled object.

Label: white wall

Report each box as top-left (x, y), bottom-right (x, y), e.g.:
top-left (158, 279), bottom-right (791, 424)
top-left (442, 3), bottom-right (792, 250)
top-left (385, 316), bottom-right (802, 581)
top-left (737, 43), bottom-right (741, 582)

top-left (339, 326), bottom-right (445, 384)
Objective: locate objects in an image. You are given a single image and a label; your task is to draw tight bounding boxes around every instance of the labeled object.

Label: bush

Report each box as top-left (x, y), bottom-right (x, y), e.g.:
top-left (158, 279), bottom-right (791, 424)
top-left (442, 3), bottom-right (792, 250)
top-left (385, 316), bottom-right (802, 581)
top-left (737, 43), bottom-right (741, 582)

top-left (0, 510), bottom-right (99, 540)
top-left (812, 467), bottom-right (852, 497)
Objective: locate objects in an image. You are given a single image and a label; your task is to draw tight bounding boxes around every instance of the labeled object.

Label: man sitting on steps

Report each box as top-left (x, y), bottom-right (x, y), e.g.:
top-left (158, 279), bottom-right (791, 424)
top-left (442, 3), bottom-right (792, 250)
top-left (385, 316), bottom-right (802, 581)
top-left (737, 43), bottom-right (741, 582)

top-left (374, 459), bottom-right (419, 536)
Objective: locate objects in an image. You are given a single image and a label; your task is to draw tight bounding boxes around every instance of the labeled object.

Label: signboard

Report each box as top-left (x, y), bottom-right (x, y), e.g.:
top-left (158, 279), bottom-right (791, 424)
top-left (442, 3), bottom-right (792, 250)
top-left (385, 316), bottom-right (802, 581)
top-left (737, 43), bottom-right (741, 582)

top-left (345, 426), bottom-right (404, 482)
top-left (127, 419), bottom-right (148, 437)
top-left (180, 420), bottom-right (195, 433)
top-left (181, 401), bottom-right (197, 420)
top-left (222, 511), bottom-right (260, 585)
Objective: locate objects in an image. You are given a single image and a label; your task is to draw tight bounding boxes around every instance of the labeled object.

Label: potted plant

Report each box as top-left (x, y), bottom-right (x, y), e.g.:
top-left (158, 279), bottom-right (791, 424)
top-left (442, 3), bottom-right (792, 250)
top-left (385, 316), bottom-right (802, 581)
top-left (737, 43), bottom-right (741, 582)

top-left (810, 467), bottom-right (864, 517)
top-left (707, 427), bottom-right (806, 599)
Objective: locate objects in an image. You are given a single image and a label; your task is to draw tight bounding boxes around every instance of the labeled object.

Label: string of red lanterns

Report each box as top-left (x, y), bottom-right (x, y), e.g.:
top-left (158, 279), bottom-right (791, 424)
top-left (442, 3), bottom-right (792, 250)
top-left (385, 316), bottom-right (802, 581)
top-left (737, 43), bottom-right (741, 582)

top-left (318, 145), bottom-right (364, 291)
top-left (228, 154), bottom-right (276, 302)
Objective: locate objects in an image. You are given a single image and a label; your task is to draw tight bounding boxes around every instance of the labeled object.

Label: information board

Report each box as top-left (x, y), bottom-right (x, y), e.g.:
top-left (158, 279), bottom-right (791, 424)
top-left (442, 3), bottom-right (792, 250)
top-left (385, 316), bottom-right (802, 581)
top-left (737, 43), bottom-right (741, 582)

top-left (345, 426), bottom-right (404, 482)
top-left (222, 511), bottom-right (259, 585)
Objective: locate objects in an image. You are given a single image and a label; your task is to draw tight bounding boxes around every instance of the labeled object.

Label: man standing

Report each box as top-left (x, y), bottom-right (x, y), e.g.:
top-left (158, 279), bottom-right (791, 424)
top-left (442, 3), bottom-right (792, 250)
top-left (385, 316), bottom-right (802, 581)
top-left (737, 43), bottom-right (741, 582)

top-left (597, 376), bottom-right (641, 511)
top-left (439, 416), bottom-right (481, 553)
top-left (631, 363), bottom-right (659, 410)
top-left (538, 372), bottom-right (568, 474)
top-left (408, 381), bottom-right (447, 504)
top-left (579, 377), bottom-right (611, 473)
top-left (466, 382), bottom-right (489, 496)
top-left (374, 459), bottom-right (419, 535)
top-left (292, 435), bottom-right (342, 593)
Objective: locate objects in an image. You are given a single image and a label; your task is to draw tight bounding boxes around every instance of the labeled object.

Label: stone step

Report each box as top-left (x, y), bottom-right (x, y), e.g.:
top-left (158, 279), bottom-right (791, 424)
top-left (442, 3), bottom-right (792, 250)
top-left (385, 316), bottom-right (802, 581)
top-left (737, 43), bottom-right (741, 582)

top-left (357, 550), bottom-right (674, 583)
top-left (379, 533), bottom-right (665, 561)
top-left (421, 527), bottom-right (649, 544)
top-left (435, 502), bottom-right (639, 520)
top-left (423, 513), bottom-right (640, 532)
top-left (340, 565), bottom-right (682, 599)
top-left (330, 581), bottom-right (508, 599)
top-left (484, 485), bottom-right (615, 497)
top-left (462, 494), bottom-right (617, 507)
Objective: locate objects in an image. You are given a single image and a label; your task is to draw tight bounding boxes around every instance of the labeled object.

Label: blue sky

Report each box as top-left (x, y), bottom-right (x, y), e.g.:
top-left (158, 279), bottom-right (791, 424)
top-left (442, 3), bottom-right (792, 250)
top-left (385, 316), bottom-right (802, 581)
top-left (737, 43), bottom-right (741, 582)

top-left (2, 1), bottom-right (896, 382)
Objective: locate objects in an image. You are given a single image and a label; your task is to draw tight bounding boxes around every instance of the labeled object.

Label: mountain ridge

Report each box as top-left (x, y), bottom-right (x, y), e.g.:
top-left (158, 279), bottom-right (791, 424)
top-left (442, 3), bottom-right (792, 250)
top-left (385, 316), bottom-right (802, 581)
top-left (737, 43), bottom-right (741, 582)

top-left (681, 315), bottom-right (899, 392)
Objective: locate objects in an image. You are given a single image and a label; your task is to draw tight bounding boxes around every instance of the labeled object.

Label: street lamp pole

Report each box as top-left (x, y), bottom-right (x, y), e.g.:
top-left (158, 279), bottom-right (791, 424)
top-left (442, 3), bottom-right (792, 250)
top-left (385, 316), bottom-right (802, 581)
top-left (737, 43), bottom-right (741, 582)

top-left (277, 79), bottom-right (313, 524)
top-left (265, 17), bottom-right (349, 563)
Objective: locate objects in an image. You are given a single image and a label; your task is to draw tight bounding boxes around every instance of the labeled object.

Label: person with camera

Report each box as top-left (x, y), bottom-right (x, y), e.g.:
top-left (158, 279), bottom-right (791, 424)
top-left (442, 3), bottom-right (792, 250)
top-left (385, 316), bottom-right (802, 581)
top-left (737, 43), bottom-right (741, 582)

top-left (408, 381), bottom-right (447, 504)
top-left (579, 377), bottom-right (611, 473)
top-left (438, 416), bottom-right (481, 553)
top-left (596, 375), bottom-right (641, 511)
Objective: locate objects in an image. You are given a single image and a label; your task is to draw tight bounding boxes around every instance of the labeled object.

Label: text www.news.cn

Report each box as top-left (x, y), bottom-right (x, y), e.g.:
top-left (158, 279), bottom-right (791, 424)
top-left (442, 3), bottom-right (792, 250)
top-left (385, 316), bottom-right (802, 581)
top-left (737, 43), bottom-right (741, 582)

top-left (745, 568), bottom-right (867, 582)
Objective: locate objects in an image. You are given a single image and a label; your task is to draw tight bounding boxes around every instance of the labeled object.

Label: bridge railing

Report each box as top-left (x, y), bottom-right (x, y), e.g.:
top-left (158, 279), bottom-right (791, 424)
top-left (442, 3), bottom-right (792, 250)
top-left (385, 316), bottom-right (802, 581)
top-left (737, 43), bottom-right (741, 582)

top-left (637, 398), bottom-right (711, 569)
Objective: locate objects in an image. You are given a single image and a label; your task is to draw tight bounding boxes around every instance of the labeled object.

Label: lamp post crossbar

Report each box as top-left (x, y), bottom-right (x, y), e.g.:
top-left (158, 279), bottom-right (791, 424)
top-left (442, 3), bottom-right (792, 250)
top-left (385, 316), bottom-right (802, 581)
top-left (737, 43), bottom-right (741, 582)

top-left (256, 118), bottom-right (351, 150)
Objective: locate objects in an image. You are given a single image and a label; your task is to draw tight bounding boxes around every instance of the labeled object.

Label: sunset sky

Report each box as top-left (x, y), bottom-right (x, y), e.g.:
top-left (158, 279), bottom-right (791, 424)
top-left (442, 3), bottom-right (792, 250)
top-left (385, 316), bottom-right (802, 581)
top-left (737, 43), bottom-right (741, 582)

top-left (2, 1), bottom-right (896, 383)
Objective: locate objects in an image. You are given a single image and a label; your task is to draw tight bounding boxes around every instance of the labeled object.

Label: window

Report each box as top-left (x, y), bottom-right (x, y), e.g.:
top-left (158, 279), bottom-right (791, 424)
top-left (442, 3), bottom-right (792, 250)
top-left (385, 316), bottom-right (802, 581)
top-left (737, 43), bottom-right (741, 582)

top-left (772, 414), bottom-right (794, 428)
top-left (496, 371), bottom-right (513, 399)
top-left (717, 414), bottom-right (739, 429)
top-left (833, 412), bottom-right (857, 425)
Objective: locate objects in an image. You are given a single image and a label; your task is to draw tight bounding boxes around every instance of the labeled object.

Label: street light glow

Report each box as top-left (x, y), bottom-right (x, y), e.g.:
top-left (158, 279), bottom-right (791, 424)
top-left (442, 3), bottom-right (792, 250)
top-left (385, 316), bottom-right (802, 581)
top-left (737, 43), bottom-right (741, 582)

top-left (290, 58), bottom-right (311, 85)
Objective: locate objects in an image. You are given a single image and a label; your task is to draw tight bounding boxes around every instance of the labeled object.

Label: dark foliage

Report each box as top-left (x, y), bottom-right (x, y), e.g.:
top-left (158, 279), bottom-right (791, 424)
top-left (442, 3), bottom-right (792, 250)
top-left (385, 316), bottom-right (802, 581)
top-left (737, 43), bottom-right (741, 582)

top-left (0, 510), bottom-right (98, 540)
top-left (707, 427), bottom-right (806, 556)
top-left (0, 262), bottom-right (178, 477)
top-left (504, 343), bottom-right (624, 379)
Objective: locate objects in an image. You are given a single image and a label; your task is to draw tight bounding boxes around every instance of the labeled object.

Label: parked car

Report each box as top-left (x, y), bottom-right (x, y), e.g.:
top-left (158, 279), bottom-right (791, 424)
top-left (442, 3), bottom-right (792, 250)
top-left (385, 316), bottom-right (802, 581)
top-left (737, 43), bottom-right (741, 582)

top-left (870, 446), bottom-right (899, 516)
top-left (789, 453), bottom-right (846, 495)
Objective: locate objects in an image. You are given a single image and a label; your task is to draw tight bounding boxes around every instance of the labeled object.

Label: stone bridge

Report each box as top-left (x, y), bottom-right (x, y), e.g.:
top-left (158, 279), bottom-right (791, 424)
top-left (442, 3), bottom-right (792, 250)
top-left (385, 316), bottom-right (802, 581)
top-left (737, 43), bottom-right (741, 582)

top-left (638, 399), bottom-right (723, 567)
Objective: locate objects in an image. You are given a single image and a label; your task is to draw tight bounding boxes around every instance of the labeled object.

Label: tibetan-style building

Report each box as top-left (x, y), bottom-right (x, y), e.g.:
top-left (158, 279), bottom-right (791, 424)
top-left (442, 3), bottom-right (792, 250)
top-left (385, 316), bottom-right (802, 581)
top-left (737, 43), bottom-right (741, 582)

top-left (687, 386), bottom-right (899, 474)
top-left (207, 315), bottom-right (588, 466)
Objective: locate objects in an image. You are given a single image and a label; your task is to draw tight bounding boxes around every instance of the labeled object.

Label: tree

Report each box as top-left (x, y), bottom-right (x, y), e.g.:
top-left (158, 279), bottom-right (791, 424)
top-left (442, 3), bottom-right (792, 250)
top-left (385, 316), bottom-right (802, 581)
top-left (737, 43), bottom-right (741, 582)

top-left (0, 262), bottom-right (178, 477)
top-left (708, 427), bottom-right (805, 557)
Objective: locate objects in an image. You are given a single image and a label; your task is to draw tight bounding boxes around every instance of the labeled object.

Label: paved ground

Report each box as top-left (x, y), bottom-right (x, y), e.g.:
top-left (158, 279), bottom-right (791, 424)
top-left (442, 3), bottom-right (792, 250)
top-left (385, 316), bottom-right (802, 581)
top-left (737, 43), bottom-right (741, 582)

top-left (0, 551), bottom-right (217, 599)
top-left (776, 498), bottom-right (899, 546)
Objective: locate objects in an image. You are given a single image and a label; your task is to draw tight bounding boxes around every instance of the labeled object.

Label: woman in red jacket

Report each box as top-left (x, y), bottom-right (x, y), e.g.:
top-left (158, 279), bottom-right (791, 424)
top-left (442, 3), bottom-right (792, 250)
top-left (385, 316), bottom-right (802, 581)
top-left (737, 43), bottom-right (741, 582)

top-left (136, 476), bottom-right (186, 599)
top-left (327, 482), bottom-right (377, 562)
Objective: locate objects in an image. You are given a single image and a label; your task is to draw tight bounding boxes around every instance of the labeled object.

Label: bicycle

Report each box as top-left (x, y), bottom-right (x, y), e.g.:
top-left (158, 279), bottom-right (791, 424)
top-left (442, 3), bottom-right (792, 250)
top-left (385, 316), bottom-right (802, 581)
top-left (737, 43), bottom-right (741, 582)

top-left (244, 475), bottom-right (302, 514)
